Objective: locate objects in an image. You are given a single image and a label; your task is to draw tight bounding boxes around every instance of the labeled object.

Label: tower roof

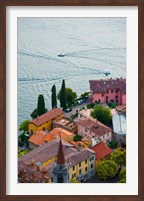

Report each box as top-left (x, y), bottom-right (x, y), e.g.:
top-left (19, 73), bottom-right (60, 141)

top-left (57, 139), bottom-right (65, 165)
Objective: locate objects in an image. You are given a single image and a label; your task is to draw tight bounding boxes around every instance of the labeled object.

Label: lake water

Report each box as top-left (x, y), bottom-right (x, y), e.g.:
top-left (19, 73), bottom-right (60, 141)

top-left (18, 18), bottom-right (126, 127)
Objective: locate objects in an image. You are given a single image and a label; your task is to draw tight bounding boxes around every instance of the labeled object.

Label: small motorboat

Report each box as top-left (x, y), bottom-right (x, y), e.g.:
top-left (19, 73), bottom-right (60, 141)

top-left (58, 52), bottom-right (65, 57)
top-left (103, 69), bottom-right (111, 76)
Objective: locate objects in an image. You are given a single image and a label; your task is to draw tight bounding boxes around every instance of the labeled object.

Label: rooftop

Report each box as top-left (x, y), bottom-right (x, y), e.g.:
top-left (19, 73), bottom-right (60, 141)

top-left (90, 141), bottom-right (112, 160)
top-left (89, 78), bottom-right (126, 93)
top-left (29, 108), bottom-right (63, 126)
top-left (78, 118), bottom-right (111, 136)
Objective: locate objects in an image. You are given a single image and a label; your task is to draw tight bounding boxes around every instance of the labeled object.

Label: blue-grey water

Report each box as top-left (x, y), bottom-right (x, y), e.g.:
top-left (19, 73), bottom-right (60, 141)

top-left (18, 18), bottom-right (126, 127)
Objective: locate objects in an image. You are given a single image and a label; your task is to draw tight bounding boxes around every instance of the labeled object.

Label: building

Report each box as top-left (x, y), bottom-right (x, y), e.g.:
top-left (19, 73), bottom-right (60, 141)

top-left (112, 110), bottom-right (126, 144)
top-left (29, 130), bottom-right (56, 150)
top-left (78, 107), bottom-right (92, 121)
top-left (28, 108), bottom-right (63, 135)
top-left (29, 128), bottom-right (74, 150)
top-left (53, 117), bottom-right (77, 133)
top-left (89, 78), bottom-right (126, 105)
top-left (78, 118), bottom-right (112, 144)
top-left (53, 139), bottom-right (69, 183)
top-left (90, 141), bottom-right (112, 163)
top-left (18, 138), bottom-right (96, 183)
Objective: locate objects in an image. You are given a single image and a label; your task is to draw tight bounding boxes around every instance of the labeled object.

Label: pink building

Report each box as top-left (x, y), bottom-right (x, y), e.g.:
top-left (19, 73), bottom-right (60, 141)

top-left (89, 78), bottom-right (126, 105)
top-left (77, 118), bottom-right (112, 144)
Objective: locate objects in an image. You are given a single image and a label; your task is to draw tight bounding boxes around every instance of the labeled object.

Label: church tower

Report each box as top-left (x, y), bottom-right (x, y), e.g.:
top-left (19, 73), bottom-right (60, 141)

top-left (52, 139), bottom-right (69, 183)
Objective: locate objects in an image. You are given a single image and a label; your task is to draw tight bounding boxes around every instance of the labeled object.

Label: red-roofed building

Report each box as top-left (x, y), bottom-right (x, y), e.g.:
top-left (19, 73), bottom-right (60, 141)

top-left (28, 108), bottom-right (63, 135)
top-left (89, 78), bottom-right (126, 105)
top-left (90, 141), bottom-right (112, 162)
top-left (78, 118), bottom-right (112, 144)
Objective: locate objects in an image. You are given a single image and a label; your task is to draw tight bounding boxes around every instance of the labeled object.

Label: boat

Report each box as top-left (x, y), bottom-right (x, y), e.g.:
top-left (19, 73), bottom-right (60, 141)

top-left (103, 69), bottom-right (111, 76)
top-left (58, 52), bottom-right (65, 57)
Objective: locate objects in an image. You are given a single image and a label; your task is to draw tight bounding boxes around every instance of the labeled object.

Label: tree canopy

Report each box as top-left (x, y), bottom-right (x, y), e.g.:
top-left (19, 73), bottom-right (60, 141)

top-left (97, 160), bottom-right (119, 181)
top-left (65, 88), bottom-right (77, 107)
top-left (51, 84), bottom-right (57, 109)
top-left (19, 120), bottom-right (30, 132)
top-left (58, 79), bottom-right (67, 110)
top-left (73, 135), bottom-right (82, 142)
top-left (37, 94), bottom-right (46, 116)
top-left (110, 148), bottom-right (126, 168)
top-left (91, 105), bottom-right (112, 125)
top-left (119, 168), bottom-right (126, 183)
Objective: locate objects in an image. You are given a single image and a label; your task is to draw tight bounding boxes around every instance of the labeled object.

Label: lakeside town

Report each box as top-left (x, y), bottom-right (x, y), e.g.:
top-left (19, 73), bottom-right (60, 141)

top-left (18, 77), bottom-right (126, 183)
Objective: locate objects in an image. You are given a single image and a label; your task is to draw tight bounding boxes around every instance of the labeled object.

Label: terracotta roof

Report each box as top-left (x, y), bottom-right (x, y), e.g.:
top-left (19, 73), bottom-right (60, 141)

top-left (78, 118), bottom-right (111, 136)
top-left (18, 139), bottom-right (95, 181)
top-left (50, 128), bottom-right (74, 141)
top-left (90, 141), bottom-right (112, 160)
top-left (89, 78), bottom-right (126, 93)
top-left (29, 108), bottom-right (63, 126)
top-left (29, 130), bottom-right (56, 146)
top-left (57, 139), bottom-right (65, 164)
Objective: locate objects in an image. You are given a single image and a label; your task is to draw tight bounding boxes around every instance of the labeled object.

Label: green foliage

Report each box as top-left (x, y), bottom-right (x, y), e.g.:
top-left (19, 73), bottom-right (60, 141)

top-left (73, 135), bottom-right (82, 142)
top-left (65, 88), bottom-right (77, 107)
top-left (51, 85), bottom-right (57, 109)
top-left (91, 105), bottom-right (112, 125)
top-left (119, 168), bottom-right (126, 183)
top-left (19, 120), bottom-right (30, 132)
top-left (107, 101), bottom-right (118, 108)
top-left (58, 79), bottom-right (67, 110)
top-left (37, 94), bottom-right (46, 116)
top-left (19, 131), bottom-right (28, 142)
top-left (110, 148), bottom-right (126, 167)
top-left (80, 92), bottom-right (90, 98)
top-left (30, 108), bottom-right (38, 119)
top-left (18, 149), bottom-right (30, 158)
top-left (108, 141), bottom-right (118, 149)
top-left (97, 160), bottom-right (119, 180)
top-left (69, 178), bottom-right (81, 183)
top-left (87, 103), bottom-right (95, 109)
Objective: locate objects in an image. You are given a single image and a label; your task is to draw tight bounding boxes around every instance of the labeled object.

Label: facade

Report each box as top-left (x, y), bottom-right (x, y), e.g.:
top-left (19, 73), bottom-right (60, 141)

top-left (89, 78), bottom-right (126, 105)
top-left (112, 110), bottom-right (126, 144)
top-left (53, 117), bottom-right (77, 133)
top-left (18, 138), bottom-right (96, 183)
top-left (28, 108), bottom-right (63, 135)
top-left (90, 141), bottom-right (112, 163)
top-left (78, 118), bottom-right (112, 144)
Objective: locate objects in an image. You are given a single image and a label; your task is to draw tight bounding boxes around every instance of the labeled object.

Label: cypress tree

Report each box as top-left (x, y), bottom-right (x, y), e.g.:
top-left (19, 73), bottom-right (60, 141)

top-left (60, 79), bottom-right (67, 110)
top-left (51, 84), bottom-right (57, 109)
top-left (37, 94), bottom-right (46, 116)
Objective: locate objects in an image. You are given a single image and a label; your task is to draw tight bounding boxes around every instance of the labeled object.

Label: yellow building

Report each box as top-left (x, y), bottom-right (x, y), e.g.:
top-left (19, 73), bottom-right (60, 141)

top-left (28, 108), bottom-right (63, 135)
top-left (18, 138), bottom-right (96, 183)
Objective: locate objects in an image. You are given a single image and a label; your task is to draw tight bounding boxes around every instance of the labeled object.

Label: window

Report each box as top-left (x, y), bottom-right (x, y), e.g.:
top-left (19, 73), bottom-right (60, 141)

top-left (85, 128), bottom-right (87, 132)
top-left (79, 169), bottom-right (82, 174)
top-left (106, 96), bottom-right (108, 99)
top-left (85, 167), bottom-right (87, 172)
top-left (102, 93), bottom-right (104, 97)
top-left (111, 90), bottom-right (113, 93)
top-left (91, 164), bottom-right (93, 169)
top-left (115, 96), bottom-right (118, 99)
top-left (79, 162), bottom-right (81, 167)
top-left (72, 166), bottom-right (75, 171)
top-left (116, 99), bottom-right (118, 103)
top-left (31, 130), bottom-right (33, 134)
top-left (106, 100), bottom-right (108, 104)
top-left (85, 159), bottom-right (87, 164)
top-left (43, 127), bottom-right (45, 130)
top-left (98, 99), bottom-right (101, 103)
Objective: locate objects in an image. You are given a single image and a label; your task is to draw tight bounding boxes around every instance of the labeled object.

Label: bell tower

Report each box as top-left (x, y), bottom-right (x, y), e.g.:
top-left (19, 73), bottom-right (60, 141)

top-left (52, 139), bottom-right (69, 183)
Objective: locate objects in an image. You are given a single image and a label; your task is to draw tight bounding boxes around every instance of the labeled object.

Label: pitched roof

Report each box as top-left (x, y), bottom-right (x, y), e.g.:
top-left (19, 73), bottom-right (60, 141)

top-left (90, 141), bottom-right (112, 160)
top-left (50, 128), bottom-right (74, 141)
top-left (29, 130), bottom-right (56, 146)
top-left (89, 78), bottom-right (126, 93)
top-left (57, 139), bottom-right (65, 165)
top-left (29, 108), bottom-right (63, 126)
top-left (78, 118), bottom-right (111, 136)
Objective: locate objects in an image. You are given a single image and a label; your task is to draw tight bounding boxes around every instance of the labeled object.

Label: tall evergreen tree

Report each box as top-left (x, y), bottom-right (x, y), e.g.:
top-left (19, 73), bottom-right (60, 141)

top-left (51, 84), bottom-right (57, 109)
top-left (37, 94), bottom-right (46, 116)
top-left (60, 79), bottom-right (66, 110)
